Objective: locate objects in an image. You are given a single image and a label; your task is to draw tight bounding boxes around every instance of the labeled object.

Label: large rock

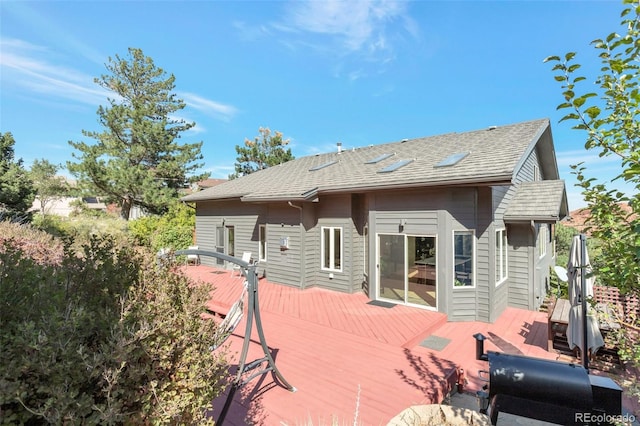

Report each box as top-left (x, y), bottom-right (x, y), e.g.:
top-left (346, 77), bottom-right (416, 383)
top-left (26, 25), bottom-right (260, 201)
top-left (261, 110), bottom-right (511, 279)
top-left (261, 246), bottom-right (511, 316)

top-left (387, 404), bottom-right (491, 426)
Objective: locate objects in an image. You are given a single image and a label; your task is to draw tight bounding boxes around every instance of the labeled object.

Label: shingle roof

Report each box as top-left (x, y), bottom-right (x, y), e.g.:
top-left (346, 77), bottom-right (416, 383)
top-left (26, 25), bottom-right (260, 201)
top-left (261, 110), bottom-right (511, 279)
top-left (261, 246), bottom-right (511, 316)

top-left (504, 180), bottom-right (569, 222)
top-left (183, 118), bottom-right (551, 203)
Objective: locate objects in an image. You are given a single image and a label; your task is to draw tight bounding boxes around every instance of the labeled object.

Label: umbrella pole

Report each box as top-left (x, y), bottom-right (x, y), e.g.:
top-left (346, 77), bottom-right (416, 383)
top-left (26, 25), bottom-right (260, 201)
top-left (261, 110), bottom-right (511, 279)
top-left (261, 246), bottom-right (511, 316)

top-left (580, 233), bottom-right (589, 371)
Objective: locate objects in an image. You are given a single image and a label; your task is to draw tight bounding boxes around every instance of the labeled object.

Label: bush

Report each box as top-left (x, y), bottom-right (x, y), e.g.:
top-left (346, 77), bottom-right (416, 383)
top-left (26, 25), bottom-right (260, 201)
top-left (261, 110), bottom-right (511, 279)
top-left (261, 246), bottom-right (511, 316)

top-left (0, 222), bottom-right (227, 424)
top-left (129, 201), bottom-right (195, 252)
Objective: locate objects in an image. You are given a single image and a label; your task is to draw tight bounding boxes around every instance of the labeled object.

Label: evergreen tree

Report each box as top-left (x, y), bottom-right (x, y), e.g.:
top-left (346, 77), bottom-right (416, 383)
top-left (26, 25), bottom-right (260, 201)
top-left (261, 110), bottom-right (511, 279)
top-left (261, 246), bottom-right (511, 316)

top-left (229, 127), bottom-right (294, 179)
top-left (68, 48), bottom-right (208, 220)
top-left (0, 132), bottom-right (35, 219)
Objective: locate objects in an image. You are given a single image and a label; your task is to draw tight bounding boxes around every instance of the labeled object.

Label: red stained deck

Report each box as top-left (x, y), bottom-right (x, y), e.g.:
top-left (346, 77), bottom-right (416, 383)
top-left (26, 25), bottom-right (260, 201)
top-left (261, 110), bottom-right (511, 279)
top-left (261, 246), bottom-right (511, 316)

top-left (183, 265), bottom-right (554, 425)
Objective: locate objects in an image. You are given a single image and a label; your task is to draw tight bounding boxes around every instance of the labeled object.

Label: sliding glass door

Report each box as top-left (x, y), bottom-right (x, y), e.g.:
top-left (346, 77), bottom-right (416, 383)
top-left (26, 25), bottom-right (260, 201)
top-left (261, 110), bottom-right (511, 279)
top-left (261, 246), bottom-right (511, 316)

top-left (378, 233), bottom-right (437, 309)
top-left (379, 234), bottom-right (406, 302)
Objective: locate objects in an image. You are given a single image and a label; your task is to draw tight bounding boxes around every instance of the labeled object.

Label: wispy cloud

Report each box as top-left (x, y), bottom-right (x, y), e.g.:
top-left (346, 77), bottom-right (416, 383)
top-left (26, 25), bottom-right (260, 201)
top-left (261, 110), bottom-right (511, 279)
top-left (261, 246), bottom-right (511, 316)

top-left (276, 0), bottom-right (416, 65)
top-left (1, 38), bottom-right (108, 106)
top-left (1, 38), bottom-right (238, 124)
top-left (284, 1), bottom-right (408, 54)
top-left (179, 92), bottom-right (239, 122)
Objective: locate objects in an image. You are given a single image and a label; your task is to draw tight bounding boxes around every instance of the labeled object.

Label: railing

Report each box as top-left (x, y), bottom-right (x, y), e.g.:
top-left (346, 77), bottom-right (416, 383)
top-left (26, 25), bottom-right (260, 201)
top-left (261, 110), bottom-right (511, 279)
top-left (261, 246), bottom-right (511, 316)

top-left (593, 285), bottom-right (640, 323)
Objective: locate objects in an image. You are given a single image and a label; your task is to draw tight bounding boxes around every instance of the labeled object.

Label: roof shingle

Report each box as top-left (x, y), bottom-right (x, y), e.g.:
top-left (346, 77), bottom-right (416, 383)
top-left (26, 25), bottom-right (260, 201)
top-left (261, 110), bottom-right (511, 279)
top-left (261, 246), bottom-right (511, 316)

top-left (183, 118), bottom-right (551, 203)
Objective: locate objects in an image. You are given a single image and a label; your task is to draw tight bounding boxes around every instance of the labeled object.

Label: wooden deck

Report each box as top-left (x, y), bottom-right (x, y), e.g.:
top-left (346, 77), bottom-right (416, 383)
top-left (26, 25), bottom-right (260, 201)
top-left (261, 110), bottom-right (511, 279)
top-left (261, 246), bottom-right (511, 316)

top-left (182, 265), bottom-right (554, 425)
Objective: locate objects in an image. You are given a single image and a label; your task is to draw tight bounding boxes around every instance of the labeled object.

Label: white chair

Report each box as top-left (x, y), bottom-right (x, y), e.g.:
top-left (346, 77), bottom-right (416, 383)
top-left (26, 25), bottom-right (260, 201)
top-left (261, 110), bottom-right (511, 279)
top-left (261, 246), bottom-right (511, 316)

top-left (232, 252), bottom-right (252, 277)
top-left (186, 245), bottom-right (200, 265)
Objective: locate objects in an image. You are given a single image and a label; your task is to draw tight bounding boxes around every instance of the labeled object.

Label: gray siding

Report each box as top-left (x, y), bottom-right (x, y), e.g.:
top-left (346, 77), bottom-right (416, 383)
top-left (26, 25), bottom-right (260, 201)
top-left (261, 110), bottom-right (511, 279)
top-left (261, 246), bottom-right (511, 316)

top-left (312, 194), bottom-right (355, 293)
top-left (195, 200), bottom-right (266, 267)
top-left (492, 147), bottom-right (554, 312)
top-left (507, 223), bottom-right (533, 309)
top-left (370, 187), bottom-right (481, 317)
top-left (465, 186), bottom-right (494, 322)
top-left (192, 138), bottom-right (558, 321)
top-left (265, 204), bottom-right (304, 287)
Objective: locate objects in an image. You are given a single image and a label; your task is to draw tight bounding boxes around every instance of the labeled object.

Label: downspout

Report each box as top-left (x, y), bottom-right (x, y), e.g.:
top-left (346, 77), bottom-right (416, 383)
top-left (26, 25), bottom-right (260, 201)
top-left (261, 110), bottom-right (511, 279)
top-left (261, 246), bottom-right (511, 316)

top-left (530, 219), bottom-right (537, 310)
top-left (288, 201), bottom-right (305, 288)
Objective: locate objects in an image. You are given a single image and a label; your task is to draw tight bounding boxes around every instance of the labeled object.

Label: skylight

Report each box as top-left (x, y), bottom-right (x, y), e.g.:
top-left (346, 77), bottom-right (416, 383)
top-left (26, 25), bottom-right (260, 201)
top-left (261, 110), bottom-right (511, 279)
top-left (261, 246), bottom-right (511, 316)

top-left (309, 160), bottom-right (337, 171)
top-left (365, 153), bottom-right (394, 164)
top-left (435, 152), bottom-right (469, 168)
top-left (378, 159), bottom-right (413, 173)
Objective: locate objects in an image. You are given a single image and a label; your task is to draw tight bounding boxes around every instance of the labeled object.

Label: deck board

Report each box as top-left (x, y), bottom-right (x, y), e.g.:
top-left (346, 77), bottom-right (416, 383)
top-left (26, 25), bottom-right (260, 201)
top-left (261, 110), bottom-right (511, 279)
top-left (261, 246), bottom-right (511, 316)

top-left (182, 265), bottom-right (554, 425)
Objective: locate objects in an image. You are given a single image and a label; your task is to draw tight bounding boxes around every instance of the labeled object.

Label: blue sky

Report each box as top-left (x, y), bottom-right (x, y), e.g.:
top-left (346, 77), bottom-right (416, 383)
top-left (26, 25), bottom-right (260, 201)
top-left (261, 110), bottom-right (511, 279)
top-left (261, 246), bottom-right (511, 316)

top-left (0, 0), bottom-right (633, 210)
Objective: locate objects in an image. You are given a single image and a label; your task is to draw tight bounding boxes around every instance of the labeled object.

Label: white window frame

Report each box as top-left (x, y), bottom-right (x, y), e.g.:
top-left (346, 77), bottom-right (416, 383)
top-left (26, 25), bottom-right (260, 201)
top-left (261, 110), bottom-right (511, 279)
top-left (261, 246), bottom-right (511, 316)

top-left (453, 230), bottom-right (475, 288)
top-left (538, 224), bottom-right (548, 259)
top-left (495, 228), bottom-right (508, 286)
top-left (259, 224), bottom-right (267, 262)
top-left (533, 164), bottom-right (540, 181)
top-left (321, 226), bottom-right (343, 272)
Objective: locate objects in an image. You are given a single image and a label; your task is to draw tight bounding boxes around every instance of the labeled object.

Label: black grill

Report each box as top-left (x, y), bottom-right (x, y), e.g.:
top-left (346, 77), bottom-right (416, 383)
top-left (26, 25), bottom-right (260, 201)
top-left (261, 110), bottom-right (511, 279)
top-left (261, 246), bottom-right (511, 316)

top-left (474, 334), bottom-right (622, 425)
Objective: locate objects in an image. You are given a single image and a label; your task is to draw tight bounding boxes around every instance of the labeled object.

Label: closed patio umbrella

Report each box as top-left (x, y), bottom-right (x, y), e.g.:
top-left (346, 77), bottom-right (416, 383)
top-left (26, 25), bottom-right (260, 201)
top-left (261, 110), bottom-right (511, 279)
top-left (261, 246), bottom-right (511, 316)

top-left (567, 234), bottom-right (604, 369)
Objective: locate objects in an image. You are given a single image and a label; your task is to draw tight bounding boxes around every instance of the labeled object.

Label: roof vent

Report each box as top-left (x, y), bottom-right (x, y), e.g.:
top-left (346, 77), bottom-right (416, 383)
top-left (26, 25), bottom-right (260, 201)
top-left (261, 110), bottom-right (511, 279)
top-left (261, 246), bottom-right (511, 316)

top-left (401, 138), bottom-right (409, 143)
top-left (337, 142), bottom-right (343, 153)
top-left (488, 125), bottom-right (497, 131)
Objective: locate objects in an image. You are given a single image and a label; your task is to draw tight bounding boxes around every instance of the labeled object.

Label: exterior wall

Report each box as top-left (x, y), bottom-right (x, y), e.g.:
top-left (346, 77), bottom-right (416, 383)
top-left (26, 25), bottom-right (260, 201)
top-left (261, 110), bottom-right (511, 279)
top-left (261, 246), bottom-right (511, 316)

top-left (195, 196), bottom-right (364, 293)
top-left (491, 146), bottom-right (556, 312)
top-left (193, 138), bottom-right (558, 320)
top-left (265, 203), bottom-right (305, 287)
top-left (490, 186), bottom-right (509, 322)
top-left (195, 200), bottom-right (304, 287)
top-left (368, 187), bottom-right (480, 318)
top-left (308, 194), bottom-right (351, 292)
top-left (194, 199), bottom-right (266, 267)
top-left (473, 186), bottom-right (495, 322)
top-left (507, 223), bottom-right (534, 310)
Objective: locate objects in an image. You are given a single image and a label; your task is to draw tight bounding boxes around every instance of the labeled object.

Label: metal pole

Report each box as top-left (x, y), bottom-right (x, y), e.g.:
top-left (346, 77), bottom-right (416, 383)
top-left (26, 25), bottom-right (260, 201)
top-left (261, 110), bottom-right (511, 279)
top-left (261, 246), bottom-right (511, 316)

top-left (580, 233), bottom-right (589, 371)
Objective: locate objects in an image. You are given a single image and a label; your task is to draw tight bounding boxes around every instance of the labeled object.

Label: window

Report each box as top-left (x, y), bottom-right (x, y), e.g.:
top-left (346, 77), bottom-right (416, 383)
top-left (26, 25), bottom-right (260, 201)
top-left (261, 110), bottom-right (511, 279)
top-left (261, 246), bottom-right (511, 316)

top-left (454, 231), bottom-right (474, 287)
top-left (259, 224), bottom-right (267, 262)
top-left (538, 224), bottom-right (548, 258)
top-left (495, 228), bottom-right (508, 285)
top-left (321, 226), bottom-right (342, 271)
top-left (215, 226), bottom-right (225, 266)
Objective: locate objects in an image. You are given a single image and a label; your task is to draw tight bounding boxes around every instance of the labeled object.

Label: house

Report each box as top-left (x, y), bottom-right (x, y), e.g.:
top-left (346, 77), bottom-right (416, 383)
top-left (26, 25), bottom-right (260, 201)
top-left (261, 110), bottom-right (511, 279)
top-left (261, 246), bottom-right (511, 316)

top-left (31, 196), bottom-right (107, 217)
top-left (182, 118), bottom-right (568, 322)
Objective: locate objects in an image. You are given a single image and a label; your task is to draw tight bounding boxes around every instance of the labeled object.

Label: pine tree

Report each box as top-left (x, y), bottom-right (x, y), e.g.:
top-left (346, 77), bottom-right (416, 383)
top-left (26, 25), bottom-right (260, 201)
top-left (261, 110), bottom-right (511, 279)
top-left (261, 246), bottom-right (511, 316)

top-left (0, 132), bottom-right (35, 219)
top-left (68, 48), bottom-right (208, 220)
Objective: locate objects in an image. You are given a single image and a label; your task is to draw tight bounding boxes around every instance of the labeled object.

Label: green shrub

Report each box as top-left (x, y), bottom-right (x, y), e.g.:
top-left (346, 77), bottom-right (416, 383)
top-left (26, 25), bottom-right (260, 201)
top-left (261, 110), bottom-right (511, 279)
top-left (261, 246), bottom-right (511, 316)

top-left (129, 201), bottom-right (195, 252)
top-left (0, 223), bottom-right (227, 424)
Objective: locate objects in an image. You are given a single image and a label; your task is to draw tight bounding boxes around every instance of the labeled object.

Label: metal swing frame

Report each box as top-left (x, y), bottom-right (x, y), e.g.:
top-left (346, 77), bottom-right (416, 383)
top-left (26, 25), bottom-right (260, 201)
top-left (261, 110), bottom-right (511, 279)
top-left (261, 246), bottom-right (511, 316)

top-left (172, 249), bottom-right (296, 424)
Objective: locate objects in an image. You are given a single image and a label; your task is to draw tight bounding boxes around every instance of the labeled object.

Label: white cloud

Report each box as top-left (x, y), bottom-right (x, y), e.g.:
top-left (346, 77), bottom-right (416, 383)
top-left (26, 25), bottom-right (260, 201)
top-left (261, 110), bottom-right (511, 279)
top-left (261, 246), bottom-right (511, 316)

top-left (179, 92), bottom-right (239, 122)
top-left (286, 1), bottom-right (404, 52)
top-left (0, 38), bottom-right (108, 106)
top-left (279, 0), bottom-right (415, 62)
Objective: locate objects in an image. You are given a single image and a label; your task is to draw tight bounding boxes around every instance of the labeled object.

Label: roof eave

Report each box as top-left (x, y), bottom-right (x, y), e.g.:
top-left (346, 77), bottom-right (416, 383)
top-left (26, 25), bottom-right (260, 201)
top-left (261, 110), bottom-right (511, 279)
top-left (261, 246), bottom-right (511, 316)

top-left (504, 215), bottom-right (561, 223)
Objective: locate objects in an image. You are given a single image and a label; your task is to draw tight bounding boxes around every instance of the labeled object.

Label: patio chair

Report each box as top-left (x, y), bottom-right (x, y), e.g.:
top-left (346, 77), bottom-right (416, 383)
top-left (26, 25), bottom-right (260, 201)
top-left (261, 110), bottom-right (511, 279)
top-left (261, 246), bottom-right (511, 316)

top-left (186, 245), bottom-right (200, 265)
top-left (232, 251), bottom-right (252, 277)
